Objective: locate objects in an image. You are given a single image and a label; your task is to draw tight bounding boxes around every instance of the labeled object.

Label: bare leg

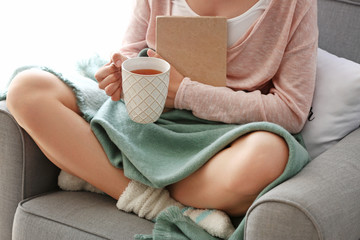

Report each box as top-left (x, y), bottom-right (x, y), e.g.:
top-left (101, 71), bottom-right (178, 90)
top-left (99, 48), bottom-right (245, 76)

top-left (168, 131), bottom-right (289, 216)
top-left (6, 69), bottom-right (130, 199)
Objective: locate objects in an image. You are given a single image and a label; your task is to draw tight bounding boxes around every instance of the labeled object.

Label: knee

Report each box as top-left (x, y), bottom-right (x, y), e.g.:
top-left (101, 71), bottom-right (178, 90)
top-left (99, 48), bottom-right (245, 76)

top-left (7, 69), bottom-right (55, 125)
top-left (225, 131), bottom-right (289, 196)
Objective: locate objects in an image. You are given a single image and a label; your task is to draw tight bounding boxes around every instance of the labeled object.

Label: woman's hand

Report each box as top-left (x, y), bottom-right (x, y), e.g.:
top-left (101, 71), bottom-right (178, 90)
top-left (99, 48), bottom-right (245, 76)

top-left (94, 52), bottom-right (127, 101)
top-left (147, 49), bottom-right (184, 109)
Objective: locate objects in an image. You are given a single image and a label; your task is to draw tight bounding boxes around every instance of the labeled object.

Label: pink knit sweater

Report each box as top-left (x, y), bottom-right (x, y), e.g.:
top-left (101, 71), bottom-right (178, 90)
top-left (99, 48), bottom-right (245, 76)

top-left (119, 0), bottom-right (318, 133)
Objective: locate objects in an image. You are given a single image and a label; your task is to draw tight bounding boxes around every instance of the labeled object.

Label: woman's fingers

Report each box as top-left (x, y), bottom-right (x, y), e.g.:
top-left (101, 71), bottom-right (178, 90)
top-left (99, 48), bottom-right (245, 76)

top-left (95, 62), bottom-right (119, 83)
top-left (111, 88), bottom-right (122, 101)
top-left (98, 70), bottom-right (121, 90)
top-left (105, 81), bottom-right (121, 96)
top-left (93, 52), bottom-right (128, 101)
top-left (147, 49), bottom-right (162, 59)
top-left (112, 52), bottom-right (128, 68)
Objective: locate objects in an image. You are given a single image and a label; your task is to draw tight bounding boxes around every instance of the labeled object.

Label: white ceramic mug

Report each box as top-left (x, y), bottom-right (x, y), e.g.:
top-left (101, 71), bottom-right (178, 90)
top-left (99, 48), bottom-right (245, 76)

top-left (122, 57), bottom-right (170, 124)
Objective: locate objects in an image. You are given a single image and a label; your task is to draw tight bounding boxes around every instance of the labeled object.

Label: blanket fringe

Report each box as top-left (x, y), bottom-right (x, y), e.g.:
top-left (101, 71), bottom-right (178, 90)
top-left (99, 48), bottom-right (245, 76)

top-left (153, 206), bottom-right (221, 240)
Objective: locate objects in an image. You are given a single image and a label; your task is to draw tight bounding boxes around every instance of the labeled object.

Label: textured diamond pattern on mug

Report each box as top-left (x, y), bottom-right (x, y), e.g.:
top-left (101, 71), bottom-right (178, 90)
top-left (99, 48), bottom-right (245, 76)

top-left (123, 74), bottom-right (169, 123)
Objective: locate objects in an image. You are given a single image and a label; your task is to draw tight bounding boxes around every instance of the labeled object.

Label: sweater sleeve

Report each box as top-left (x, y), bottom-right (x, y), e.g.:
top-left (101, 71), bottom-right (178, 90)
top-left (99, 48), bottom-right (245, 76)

top-left (119, 0), bottom-right (151, 58)
top-left (175, 0), bottom-right (318, 134)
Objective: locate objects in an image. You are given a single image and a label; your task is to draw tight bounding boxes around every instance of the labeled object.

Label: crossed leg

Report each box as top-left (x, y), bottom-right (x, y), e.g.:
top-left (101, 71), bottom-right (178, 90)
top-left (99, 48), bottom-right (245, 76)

top-left (6, 69), bottom-right (130, 199)
top-left (6, 69), bottom-right (288, 216)
top-left (168, 131), bottom-right (288, 216)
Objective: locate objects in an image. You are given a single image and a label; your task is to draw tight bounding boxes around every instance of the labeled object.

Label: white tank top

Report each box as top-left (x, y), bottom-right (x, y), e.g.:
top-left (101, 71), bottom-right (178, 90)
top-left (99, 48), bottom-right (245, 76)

top-left (171, 0), bottom-right (271, 47)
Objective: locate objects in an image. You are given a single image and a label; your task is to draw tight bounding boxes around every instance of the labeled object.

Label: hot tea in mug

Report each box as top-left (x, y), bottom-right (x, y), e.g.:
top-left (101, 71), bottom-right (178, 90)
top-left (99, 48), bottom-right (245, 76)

top-left (130, 69), bottom-right (162, 75)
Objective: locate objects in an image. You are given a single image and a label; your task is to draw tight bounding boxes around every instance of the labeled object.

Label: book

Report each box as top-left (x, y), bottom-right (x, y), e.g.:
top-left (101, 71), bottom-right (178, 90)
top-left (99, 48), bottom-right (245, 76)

top-left (156, 16), bottom-right (227, 87)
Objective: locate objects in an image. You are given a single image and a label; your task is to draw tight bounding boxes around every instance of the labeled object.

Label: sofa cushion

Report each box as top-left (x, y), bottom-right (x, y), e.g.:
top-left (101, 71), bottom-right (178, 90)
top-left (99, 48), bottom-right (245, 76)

top-left (12, 191), bottom-right (154, 240)
top-left (318, 0), bottom-right (360, 63)
top-left (302, 49), bottom-right (360, 159)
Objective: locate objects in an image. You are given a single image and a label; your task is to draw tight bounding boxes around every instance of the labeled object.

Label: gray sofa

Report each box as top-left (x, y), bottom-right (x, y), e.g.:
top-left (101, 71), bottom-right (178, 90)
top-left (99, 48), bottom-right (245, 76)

top-left (1, 0), bottom-right (360, 239)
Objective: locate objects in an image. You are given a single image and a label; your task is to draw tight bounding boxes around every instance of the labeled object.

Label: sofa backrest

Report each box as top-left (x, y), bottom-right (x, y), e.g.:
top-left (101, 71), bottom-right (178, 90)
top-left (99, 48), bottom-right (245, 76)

top-left (318, 0), bottom-right (360, 63)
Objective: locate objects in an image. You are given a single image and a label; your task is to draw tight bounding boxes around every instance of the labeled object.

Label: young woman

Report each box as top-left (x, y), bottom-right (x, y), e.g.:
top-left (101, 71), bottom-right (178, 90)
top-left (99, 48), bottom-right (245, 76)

top-left (6, 0), bottom-right (318, 238)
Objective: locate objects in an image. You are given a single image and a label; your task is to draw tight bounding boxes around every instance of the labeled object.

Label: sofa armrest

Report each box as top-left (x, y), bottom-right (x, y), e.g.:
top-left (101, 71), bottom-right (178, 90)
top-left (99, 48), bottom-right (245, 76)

top-left (0, 100), bottom-right (60, 239)
top-left (244, 127), bottom-right (360, 240)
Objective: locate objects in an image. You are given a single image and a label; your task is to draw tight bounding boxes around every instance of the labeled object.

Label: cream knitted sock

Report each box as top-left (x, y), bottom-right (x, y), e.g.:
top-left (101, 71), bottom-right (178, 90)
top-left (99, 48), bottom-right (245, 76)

top-left (58, 170), bottom-right (103, 194)
top-left (116, 180), bottom-right (184, 220)
top-left (117, 180), bottom-right (235, 239)
top-left (182, 207), bottom-right (235, 239)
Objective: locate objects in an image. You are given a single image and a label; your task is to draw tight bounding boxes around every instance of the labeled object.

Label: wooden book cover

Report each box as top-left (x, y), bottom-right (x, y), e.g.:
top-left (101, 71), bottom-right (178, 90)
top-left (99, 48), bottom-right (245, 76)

top-left (156, 16), bottom-right (227, 87)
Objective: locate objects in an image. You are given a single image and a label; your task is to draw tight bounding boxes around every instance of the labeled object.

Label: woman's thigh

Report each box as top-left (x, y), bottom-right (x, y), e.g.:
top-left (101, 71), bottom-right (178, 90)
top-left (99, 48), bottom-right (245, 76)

top-left (7, 68), bottom-right (80, 121)
top-left (168, 131), bottom-right (289, 215)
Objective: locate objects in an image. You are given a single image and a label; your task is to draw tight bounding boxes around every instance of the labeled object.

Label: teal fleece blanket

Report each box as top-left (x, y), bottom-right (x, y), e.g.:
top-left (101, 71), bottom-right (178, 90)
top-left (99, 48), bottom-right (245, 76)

top-left (91, 101), bottom-right (310, 240)
top-left (1, 62), bottom-right (310, 240)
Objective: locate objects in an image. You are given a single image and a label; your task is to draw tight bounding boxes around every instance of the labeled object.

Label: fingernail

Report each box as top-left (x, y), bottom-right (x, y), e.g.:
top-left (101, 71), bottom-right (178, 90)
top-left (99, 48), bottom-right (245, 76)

top-left (147, 49), bottom-right (154, 56)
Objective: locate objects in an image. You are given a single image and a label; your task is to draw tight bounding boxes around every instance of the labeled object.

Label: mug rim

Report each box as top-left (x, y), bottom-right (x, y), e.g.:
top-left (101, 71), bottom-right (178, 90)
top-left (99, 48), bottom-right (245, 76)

top-left (122, 57), bottom-right (171, 76)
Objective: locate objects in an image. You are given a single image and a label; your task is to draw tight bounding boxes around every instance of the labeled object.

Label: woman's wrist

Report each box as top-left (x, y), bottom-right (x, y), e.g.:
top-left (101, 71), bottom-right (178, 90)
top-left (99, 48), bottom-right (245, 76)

top-left (174, 77), bottom-right (192, 110)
